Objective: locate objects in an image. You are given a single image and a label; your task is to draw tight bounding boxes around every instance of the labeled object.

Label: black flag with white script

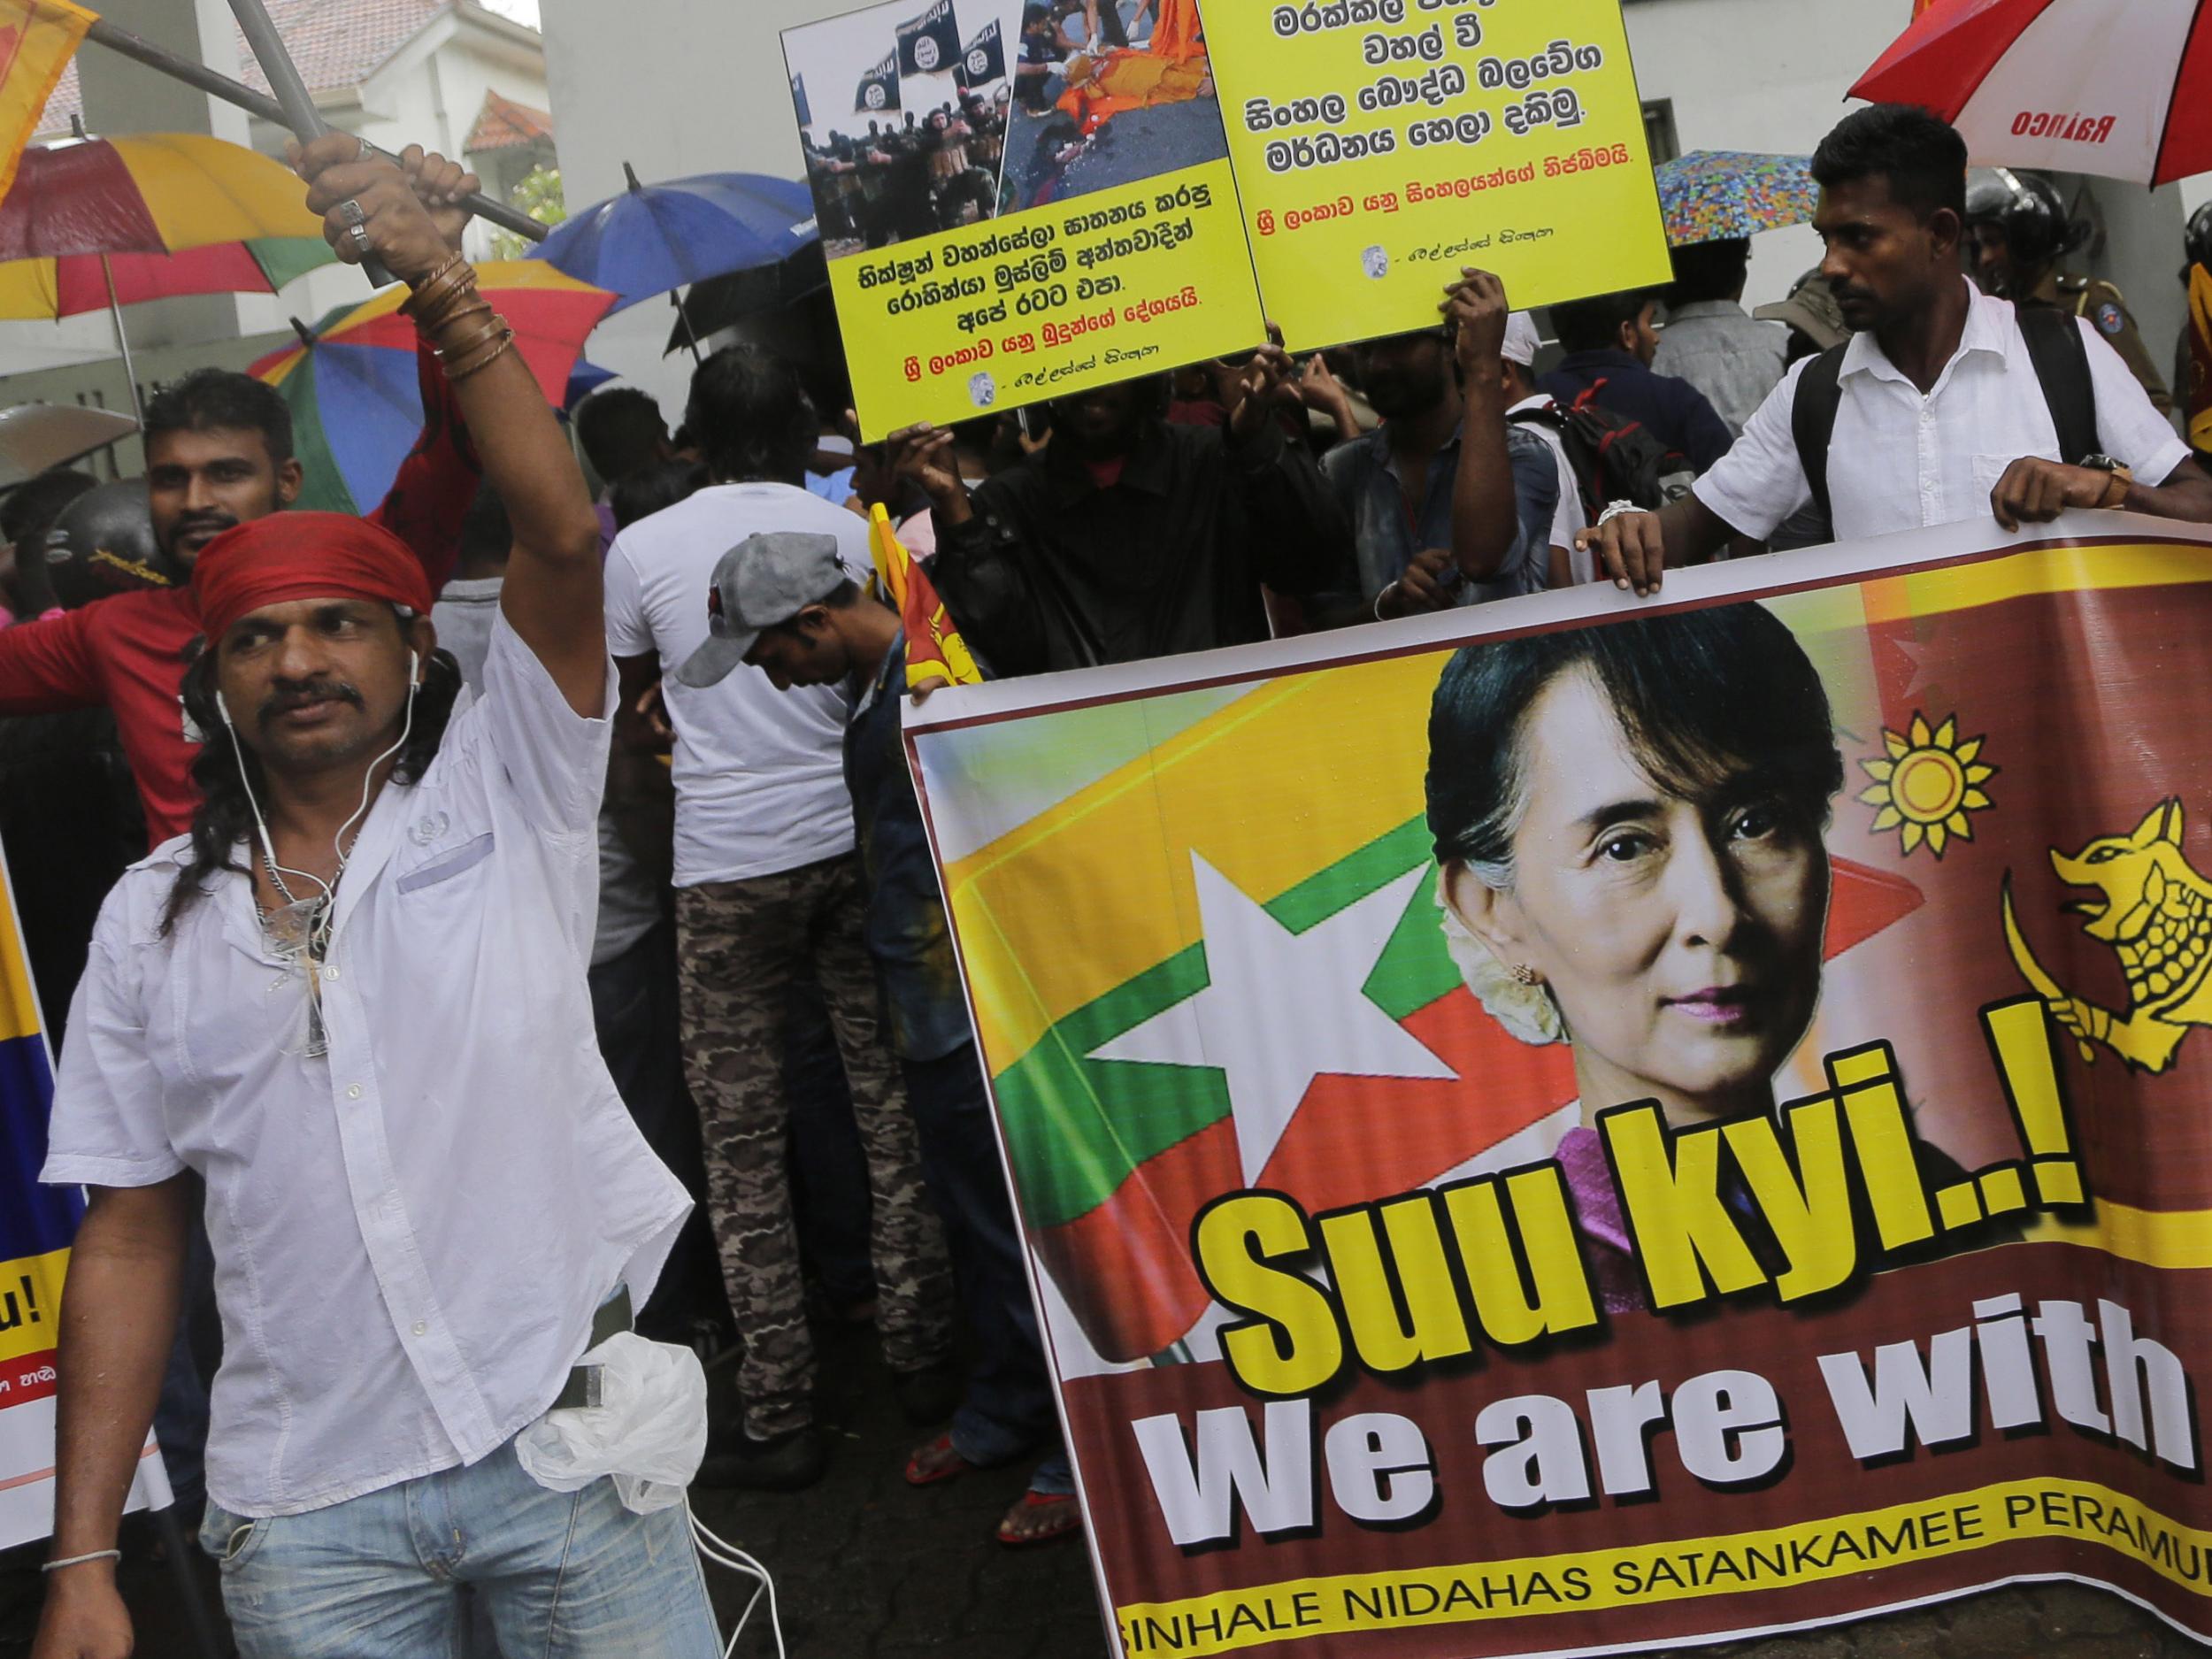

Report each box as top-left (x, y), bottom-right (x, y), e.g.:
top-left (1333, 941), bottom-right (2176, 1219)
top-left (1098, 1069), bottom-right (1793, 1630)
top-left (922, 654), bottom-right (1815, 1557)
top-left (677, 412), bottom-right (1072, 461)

top-left (854, 50), bottom-right (901, 115)
top-left (955, 19), bottom-right (1005, 88)
top-left (895, 0), bottom-right (961, 79)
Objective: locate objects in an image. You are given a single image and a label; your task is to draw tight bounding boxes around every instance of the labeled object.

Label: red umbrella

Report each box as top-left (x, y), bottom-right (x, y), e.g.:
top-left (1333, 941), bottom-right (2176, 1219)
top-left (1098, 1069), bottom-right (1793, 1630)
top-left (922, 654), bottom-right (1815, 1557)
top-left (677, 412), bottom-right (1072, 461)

top-left (1852, 0), bottom-right (2212, 186)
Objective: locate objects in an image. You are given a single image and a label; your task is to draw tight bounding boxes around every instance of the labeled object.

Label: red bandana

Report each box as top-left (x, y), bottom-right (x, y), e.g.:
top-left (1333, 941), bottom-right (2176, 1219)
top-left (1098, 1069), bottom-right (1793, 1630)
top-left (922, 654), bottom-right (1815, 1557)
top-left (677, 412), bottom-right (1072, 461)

top-left (191, 512), bottom-right (433, 643)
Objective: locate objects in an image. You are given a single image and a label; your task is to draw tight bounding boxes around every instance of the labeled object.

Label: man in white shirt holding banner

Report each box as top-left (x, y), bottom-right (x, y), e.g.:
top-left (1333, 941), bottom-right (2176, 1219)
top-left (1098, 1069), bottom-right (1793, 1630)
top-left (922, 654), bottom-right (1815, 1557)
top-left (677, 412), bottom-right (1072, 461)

top-left (1585, 104), bottom-right (2212, 595)
top-left (30, 137), bottom-right (712, 1659)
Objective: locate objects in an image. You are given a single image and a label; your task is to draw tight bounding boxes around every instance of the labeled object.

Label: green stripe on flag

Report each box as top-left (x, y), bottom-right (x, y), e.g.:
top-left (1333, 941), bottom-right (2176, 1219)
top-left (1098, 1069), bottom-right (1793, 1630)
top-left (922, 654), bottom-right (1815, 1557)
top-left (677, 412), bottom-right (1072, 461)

top-left (995, 814), bottom-right (1460, 1229)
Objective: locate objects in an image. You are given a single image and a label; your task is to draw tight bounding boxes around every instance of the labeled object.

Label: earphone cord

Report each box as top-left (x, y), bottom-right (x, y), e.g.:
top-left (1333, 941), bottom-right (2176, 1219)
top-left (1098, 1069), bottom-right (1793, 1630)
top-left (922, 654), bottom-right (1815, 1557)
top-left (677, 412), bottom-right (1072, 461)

top-left (227, 658), bottom-right (422, 931)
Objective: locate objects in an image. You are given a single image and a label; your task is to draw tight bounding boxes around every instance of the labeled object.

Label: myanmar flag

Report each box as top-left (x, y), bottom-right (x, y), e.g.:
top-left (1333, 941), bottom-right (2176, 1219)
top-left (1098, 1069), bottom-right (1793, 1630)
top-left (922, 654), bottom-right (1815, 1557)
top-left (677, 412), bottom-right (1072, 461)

top-left (926, 654), bottom-right (1923, 1364)
top-left (0, 0), bottom-right (94, 208)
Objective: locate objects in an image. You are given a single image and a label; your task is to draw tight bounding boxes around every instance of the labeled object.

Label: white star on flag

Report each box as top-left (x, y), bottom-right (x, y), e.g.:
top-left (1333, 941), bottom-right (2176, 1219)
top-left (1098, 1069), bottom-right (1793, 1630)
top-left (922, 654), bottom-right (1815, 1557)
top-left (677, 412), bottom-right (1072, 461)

top-left (1088, 852), bottom-right (1456, 1184)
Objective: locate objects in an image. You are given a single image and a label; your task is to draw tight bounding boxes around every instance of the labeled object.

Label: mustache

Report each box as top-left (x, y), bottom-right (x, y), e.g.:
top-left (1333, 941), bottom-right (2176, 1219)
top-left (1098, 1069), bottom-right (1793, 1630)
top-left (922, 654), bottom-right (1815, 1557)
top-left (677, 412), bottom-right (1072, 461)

top-left (258, 680), bottom-right (364, 725)
top-left (171, 512), bottom-right (237, 546)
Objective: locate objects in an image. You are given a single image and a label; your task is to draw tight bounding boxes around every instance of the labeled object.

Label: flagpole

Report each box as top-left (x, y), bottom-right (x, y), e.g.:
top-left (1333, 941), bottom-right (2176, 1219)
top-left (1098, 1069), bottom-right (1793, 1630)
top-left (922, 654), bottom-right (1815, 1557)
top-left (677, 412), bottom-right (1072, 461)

top-left (80, 15), bottom-right (549, 245)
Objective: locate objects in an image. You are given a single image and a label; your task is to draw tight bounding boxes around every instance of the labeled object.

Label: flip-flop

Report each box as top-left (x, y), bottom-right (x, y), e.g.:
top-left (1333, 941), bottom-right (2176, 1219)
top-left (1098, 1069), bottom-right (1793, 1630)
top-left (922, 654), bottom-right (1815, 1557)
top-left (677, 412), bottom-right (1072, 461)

top-left (996, 1490), bottom-right (1082, 1548)
top-left (903, 1432), bottom-right (975, 1487)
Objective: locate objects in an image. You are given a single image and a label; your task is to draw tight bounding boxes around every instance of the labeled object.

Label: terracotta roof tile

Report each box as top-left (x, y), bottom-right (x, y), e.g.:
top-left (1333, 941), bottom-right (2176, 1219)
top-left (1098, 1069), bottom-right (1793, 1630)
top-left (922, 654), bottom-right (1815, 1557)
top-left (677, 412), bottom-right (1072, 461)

top-left (464, 88), bottom-right (553, 153)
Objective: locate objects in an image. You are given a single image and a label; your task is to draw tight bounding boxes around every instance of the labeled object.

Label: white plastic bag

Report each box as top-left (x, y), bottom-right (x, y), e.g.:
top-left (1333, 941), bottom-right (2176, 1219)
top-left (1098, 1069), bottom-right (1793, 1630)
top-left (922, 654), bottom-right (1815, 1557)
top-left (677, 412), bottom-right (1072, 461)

top-left (514, 1333), bottom-right (708, 1514)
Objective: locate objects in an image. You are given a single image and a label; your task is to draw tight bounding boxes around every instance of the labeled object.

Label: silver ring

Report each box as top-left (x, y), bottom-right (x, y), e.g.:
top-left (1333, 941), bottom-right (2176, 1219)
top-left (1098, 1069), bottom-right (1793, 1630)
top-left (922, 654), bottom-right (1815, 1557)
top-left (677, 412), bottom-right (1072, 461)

top-left (338, 197), bottom-right (366, 227)
top-left (348, 221), bottom-right (373, 256)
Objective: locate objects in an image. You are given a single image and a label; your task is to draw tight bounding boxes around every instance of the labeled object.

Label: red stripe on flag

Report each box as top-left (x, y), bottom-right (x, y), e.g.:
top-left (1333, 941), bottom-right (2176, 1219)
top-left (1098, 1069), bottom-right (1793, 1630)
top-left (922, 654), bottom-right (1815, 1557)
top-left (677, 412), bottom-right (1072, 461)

top-left (1825, 856), bottom-right (1924, 957)
top-left (1031, 1118), bottom-right (1238, 1363)
top-left (1256, 988), bottom-right (1578, 1213)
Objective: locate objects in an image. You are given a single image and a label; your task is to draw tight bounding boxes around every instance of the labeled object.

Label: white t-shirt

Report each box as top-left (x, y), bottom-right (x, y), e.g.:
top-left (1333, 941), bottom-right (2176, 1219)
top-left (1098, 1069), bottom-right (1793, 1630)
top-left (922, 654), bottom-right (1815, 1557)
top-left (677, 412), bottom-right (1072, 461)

top-left (603, 483), bottom-right (860, 887)
top-left (1694, 280), bottom-right (2191, 545)
top-left (1508, 394), bottom-right (1592, 584)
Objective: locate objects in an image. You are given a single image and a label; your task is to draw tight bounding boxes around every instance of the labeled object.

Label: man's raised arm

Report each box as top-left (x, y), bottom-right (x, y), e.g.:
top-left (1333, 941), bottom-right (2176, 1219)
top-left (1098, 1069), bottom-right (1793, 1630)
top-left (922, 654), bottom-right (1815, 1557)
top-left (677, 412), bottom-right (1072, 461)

top-left (296, 136), bottom-right (604, 716)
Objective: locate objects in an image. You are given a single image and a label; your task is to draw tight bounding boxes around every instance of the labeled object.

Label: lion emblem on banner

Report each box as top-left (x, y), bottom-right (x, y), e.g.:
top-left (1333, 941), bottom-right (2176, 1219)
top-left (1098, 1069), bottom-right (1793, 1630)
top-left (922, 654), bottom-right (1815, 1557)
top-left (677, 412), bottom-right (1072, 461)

top-left (2003, 799), bottom-right (2212, 1073)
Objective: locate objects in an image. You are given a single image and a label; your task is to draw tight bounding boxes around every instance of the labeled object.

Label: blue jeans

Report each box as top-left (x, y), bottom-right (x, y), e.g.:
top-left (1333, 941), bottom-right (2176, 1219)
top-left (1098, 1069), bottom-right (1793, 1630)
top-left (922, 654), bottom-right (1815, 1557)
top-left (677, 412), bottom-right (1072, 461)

top-left (901, 1045), bottom-right (1068, 1495)
top-left (198, 1443), bottom-right (719, 1658)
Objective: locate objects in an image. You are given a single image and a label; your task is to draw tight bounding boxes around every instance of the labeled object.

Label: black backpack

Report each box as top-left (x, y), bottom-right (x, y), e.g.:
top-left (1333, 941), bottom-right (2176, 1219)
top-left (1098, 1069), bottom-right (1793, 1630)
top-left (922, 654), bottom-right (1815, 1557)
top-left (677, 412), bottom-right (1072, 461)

top-left (1509, 381), bottom-right (1698, 518)
top-left (1786, 303), bottom-right (2098, 544)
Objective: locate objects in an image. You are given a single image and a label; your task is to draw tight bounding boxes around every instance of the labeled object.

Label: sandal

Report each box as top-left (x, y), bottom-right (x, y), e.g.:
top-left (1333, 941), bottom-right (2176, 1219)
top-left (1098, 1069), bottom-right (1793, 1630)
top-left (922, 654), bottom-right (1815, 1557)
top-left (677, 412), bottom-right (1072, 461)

top-left (903, 1432), bottom-right (976, 1487)
top-left (996, 1490), bottom-right (1082, 1547)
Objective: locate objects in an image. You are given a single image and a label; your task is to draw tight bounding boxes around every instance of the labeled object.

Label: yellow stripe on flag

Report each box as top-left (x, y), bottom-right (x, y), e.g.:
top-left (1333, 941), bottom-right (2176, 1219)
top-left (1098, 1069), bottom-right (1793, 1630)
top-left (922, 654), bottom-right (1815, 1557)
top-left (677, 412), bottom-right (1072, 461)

top-left (0, 0), bottom-right (95, 206)
top-left (945, 652), bottom-right (1444, 1064)
top-left (0, 854), bottom-right (42, 1045)
top-left (1859, 541), bottom-right (2212, 627)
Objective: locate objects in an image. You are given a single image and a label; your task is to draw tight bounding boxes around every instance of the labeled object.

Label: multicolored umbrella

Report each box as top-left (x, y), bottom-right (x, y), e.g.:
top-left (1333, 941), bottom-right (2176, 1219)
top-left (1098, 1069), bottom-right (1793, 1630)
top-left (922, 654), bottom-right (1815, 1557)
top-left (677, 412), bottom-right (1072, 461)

top-left (1653, 150), bottom-right (1818, 247)
top-left (248, 263), bottom-right (617, 515)
top-left (0, 236), bottom-right (334, 319)
top-left (0, 131), bottom-right (323, 260)
top-left (1853, 0), bottom-right (2212, 186)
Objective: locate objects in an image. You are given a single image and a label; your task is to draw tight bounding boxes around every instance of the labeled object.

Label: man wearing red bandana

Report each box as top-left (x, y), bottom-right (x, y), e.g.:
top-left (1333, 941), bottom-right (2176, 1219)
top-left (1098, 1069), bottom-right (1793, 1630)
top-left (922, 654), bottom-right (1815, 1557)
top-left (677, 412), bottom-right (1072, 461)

top-left (29, 137), bottom-right (716, 1659)
top-left (0, 147), bottom-right (486, 849)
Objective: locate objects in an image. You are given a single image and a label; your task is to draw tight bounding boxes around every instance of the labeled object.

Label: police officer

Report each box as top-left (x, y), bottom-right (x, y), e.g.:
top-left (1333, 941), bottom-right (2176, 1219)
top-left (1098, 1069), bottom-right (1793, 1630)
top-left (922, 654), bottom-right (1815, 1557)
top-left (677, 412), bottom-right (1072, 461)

top-left (2180, 201), bottom-right (2212, 463)
top-left (1965, 165), bottom-right (2173, 414)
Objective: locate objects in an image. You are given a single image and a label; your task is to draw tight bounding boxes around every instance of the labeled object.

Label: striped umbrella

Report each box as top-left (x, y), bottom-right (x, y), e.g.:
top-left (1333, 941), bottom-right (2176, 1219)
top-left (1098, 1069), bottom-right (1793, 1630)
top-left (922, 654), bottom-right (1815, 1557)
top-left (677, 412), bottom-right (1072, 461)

top-left (1853, 0), bottom-right (2212, 186)
top-left (0, 236), bottom-right (334, 319)
top-left (248, 263), bottom-right (617, 515)
top-left (0, 131), bottom-right (323, 259)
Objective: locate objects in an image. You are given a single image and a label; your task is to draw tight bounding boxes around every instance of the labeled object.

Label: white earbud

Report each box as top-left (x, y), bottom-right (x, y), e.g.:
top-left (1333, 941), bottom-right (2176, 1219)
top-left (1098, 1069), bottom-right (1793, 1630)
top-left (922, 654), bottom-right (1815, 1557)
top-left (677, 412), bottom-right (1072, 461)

top-left (215, 687), bottom-right (234, 728)
top-left (408, 649), bottom-right (420, 687)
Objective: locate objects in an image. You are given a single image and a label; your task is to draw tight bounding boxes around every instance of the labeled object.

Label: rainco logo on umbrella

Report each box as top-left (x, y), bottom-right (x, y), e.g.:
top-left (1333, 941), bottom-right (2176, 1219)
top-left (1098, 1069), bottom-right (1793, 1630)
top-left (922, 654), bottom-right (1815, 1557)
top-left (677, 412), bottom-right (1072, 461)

top-left (896, 0), bottom-right (961, 79)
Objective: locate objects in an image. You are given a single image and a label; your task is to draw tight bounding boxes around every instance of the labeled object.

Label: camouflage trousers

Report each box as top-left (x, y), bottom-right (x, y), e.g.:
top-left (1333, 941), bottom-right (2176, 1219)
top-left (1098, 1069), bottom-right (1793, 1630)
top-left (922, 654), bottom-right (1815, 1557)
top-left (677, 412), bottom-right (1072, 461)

top-left (676, 854), bottom-right (955, 1437)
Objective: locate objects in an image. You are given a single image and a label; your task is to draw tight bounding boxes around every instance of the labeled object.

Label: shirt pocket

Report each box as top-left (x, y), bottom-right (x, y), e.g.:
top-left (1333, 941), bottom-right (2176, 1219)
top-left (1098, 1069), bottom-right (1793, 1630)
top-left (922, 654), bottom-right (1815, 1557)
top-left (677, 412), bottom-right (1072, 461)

top-left (395, 832), bottom-right (495, 895)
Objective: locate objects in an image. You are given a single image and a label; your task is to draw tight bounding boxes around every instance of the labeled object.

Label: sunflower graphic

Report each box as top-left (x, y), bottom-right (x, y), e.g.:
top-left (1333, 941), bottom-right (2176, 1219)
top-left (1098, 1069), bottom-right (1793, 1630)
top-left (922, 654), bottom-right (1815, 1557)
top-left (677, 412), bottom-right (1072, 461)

top-left (1859, 712), bottom-right (1997, 858)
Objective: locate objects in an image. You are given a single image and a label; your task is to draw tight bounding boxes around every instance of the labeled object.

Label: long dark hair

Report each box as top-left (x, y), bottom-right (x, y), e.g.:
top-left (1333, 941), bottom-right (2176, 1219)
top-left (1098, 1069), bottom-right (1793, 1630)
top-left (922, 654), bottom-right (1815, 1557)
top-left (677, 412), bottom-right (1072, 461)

top-left (162, 619), bottom-right (463, 933)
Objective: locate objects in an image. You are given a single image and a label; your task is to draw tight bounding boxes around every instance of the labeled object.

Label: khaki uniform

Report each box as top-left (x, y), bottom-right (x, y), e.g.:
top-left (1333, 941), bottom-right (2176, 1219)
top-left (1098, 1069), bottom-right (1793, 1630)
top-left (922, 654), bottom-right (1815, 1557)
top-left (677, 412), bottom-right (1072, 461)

top-left (2032, 270), bottom-right (2173, 415)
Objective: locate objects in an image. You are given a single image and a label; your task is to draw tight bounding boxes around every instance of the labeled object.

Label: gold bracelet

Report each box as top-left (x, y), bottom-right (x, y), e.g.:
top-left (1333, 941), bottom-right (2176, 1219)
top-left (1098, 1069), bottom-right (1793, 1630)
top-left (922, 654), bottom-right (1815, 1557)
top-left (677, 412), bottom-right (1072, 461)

top-left (445, 327), bottom-right (517, 383)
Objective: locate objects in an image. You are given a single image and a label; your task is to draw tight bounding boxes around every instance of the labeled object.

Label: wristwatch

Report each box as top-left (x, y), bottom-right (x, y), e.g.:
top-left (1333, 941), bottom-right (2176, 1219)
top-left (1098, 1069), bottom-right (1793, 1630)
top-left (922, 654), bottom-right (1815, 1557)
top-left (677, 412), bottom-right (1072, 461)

top-left (2080, 454), bottom-right (2134, 510)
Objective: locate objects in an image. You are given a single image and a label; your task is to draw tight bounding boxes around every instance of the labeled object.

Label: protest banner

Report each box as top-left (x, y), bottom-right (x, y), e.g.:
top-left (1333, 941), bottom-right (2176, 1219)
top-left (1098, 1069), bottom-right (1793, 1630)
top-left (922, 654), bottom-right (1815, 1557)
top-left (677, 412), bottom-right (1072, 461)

top-left (907, 517), bottom-right (2212, 1656)
top-left (0, 846), bottom-right (171, 1549)
top-left (785, 0), bottom-right (1266, 438)
top-left (1203, 0), bottom-right (1672, 348)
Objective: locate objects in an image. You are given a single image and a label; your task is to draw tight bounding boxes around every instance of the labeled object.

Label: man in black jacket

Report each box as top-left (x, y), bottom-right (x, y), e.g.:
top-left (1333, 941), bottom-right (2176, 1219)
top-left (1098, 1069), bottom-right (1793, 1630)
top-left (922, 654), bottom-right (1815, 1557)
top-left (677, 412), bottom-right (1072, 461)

top-left (884, 352), bottom-right (1351, 675)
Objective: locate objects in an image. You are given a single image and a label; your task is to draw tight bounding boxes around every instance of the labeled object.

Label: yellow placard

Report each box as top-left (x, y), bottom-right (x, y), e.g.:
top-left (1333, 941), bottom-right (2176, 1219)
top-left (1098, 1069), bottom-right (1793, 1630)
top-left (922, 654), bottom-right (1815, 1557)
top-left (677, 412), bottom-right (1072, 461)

top-left (0, 1248), bottom-right (66, 1367)
top-left (1203, 0), bottom-right (1672, 348)
top-left (832, 157), bottom-right (1263, 437)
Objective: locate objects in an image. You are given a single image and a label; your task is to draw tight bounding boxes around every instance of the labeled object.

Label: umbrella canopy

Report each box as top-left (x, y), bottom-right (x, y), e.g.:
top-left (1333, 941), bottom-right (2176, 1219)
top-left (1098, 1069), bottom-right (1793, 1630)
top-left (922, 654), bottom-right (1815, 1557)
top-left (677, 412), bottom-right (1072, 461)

top-left (0, 236), bottom-right (334, 320)
top-left (0, 403), bottom-right (136, 489)
top-left (665, 238), bottom-right (829, 354)
top-left (1852, 0), bottom-right (2212, 187)
top-left (248, 263), bottom-right (617, 515)
top-left (1653, 150), bottom-right (1818, 247)
top-left (528, 166), bottom-right (816, 312)
top-left (0, 132), bottom-right (325, 261)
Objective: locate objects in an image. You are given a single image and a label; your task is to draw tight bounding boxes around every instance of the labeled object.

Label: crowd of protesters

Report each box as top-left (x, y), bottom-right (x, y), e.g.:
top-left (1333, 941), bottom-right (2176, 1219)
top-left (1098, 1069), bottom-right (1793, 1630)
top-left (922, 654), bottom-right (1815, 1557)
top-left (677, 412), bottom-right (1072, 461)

top-left (4, 97), bottom-right (2212, 1658)
top-left (803, 92), bottom-right (1010, 251)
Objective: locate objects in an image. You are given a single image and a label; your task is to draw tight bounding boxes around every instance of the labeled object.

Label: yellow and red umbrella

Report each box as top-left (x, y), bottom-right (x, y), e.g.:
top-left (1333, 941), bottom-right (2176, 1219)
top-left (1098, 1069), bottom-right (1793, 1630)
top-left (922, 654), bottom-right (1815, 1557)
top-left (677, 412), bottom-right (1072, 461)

top-left (249, 263), bottom-right (617, 516)
top-left (0, 131), bottom-right (322, 260)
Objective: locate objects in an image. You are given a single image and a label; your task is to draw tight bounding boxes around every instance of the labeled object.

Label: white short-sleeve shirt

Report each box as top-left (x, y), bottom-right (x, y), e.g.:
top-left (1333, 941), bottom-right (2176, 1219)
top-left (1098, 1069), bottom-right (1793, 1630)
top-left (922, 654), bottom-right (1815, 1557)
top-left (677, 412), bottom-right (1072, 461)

top-left (42, 617), bottom-right (691, 1518)
top-left (1694, 280), bottom-right (2191, 544)
top-left (1509, 394), bottom-right (1593, 582)
top-left (603, 484), bottom-right (861, 887)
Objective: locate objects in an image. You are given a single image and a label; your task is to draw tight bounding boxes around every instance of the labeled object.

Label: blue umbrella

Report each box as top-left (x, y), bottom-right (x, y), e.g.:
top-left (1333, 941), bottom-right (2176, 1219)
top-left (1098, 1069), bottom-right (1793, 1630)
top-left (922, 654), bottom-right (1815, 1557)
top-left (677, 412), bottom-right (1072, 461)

top-left (528, 165), bottom-right (817, 357)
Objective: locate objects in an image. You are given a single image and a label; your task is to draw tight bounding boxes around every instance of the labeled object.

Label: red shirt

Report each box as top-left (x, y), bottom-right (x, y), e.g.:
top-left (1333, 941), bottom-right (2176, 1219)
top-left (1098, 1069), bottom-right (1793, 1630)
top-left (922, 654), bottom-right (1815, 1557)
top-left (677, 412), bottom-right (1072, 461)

top-left (0, 342), bottom-right (480, 847)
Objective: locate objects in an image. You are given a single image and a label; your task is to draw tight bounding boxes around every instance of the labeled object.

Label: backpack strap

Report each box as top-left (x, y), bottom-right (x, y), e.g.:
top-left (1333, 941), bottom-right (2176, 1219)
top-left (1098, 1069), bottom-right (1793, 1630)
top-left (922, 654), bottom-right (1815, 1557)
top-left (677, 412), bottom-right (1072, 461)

top-left (1788, 343), bottom-right (1848, 533)
top-left (2014, 304), bottom-right (2099, 466)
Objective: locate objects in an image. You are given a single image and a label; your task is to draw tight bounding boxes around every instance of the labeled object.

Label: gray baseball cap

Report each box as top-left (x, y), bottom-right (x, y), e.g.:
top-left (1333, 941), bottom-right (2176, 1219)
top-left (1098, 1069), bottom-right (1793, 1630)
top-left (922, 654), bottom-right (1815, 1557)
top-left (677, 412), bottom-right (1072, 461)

top-left (673, 531), bottom-right (849, 687)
